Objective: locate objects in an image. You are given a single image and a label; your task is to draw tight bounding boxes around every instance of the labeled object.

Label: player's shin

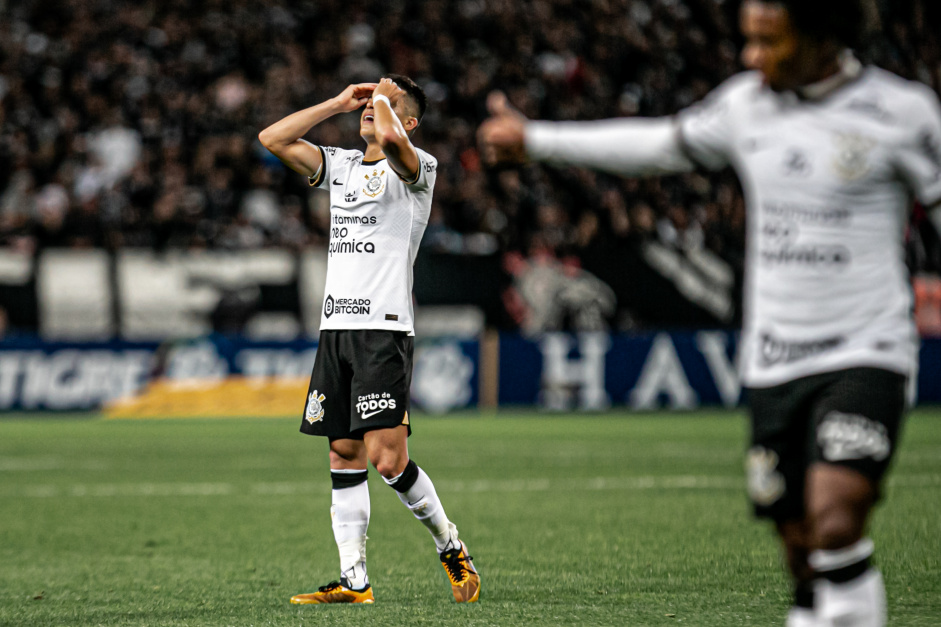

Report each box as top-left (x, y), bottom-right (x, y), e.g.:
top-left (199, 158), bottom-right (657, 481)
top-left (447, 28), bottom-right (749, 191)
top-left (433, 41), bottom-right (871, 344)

top-left (778, 520), bottom-right (815, 625)
top-left (809, 538), bottom-right (886, 627)
top-left (384, 459), bottom-right (458, 552)
top-left (330, 469), bottom-right (370, 590)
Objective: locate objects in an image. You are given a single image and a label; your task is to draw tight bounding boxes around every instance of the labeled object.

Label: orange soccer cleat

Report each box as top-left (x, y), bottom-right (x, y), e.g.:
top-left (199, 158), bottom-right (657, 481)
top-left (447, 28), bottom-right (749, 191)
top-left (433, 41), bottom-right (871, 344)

top-left (439, 541), bottom-right (480, 603)
top-left (290, 579), bottom-right (375, 605)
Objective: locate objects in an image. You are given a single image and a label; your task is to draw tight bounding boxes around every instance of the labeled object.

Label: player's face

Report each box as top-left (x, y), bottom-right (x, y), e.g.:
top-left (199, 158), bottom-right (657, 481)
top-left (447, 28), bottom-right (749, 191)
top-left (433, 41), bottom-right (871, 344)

top-left (359, 97), bottom-right (417, 141)
top-left (740, 1), bottom-right (803, 92)
top-left (360, 98), bottom-right (378, 140)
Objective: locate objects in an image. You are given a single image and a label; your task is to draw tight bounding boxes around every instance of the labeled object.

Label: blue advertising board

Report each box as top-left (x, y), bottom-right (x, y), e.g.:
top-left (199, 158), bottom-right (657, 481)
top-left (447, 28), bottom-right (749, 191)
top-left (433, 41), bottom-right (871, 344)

top-left (0, 335), bottom-right (481, 413)
top-left (498, 332), bottom-right (741, 409)
top-left (498, 331), bottom-right (940, 409)
top-left (0, 332), bottom-right (937, 412)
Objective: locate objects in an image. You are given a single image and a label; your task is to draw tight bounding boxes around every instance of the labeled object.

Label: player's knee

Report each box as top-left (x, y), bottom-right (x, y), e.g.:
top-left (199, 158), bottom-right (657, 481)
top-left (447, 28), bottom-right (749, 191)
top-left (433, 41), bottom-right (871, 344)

top-left (372, 460), bottom-right (396, 479)
top-left (329, 443), bottom-right (363, 467)
top-left (807, 464), bottom-right (875, 551)
top-left (811, 505), bottom-right (865, 551)
top-left (370, 452), bottom-right (408, 479)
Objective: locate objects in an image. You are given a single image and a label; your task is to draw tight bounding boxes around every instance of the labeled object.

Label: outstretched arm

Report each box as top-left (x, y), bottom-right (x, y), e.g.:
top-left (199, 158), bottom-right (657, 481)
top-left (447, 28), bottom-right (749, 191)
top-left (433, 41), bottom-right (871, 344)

top-left (477, 91), bottom-right (695, 177)
top-left (371, 78), bottom-right (421, 182)
top-left (258, 83), bottom-right (377, 177)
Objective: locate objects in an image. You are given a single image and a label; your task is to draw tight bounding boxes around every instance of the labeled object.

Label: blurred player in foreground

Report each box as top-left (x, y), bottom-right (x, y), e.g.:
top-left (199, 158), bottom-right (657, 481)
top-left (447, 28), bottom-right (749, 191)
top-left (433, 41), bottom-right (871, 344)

top-left (259, 76), bottom-right (479, 604)
top-left (479, 1), bottom-right (941, 625)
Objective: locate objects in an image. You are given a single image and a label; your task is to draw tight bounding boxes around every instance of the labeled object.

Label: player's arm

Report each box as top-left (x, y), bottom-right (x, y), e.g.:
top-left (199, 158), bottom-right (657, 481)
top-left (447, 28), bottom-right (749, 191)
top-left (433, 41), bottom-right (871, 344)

top-left (477, 92), bottom-right (696, 176)
top-left (258, 83), bottom-right (378, 178)
top-left (896, 86), bottom-right (941, 230)
top-left (371, 78), bottom-right (422, 182)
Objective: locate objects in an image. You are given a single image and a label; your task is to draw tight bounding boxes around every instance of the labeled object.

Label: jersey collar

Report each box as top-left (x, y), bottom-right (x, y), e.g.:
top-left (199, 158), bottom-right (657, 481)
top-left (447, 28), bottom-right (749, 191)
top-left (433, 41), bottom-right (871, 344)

top-left (796, 50), bottom-right (863, 102)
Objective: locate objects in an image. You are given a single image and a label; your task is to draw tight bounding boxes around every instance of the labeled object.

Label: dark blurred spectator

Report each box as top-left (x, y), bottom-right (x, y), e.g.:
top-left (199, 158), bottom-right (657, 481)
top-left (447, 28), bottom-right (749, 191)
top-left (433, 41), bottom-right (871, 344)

top-left (503, 248), bottom-right (617, 336)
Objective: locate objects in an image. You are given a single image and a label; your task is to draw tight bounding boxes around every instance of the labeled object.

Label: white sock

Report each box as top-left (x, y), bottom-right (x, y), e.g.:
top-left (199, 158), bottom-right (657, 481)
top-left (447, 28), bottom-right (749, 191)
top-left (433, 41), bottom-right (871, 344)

top-left (810, 539), bottom-right (885, 627)
top-left (786, 607), bottom-right (818, 627)
top-left (814, 569), bottom-right (885, 627)
top-left (330, 473), bottom-right (370, 589)
top-left (385, 465), bottom-right (459, 552)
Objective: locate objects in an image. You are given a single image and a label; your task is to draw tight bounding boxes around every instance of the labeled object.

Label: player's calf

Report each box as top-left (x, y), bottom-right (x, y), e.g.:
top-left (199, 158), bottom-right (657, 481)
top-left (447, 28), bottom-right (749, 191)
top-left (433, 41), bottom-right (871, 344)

top-left (330, 469), bottom-right (371, 590)
top-left (291, 467), bottom-right (374, 605)
top-left (384, 459), bottom-right (458, 550)
top-left (384, 458), bottom-right (480, 602)
top-left (777, 519), bottom-right (815, 625)
top-left (806, 465), bottom-right (884, 626)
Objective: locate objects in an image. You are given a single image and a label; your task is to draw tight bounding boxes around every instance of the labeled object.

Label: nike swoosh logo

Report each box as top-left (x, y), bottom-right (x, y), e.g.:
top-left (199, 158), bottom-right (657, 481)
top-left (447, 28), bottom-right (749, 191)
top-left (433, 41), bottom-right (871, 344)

top-left (361, 409), bottom-right (384, 419)
top-left (407, 496), bottom-right (425, 506)
top-left (333, 178), bottom-right (342, 185)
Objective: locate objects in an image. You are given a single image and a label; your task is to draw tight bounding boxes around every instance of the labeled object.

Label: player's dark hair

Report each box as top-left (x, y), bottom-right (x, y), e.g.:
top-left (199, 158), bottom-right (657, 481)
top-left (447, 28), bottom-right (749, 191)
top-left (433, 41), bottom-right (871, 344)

top-left (760, 0), bottom-right (869, 49)
top-left (386, 73), bottom-right (427, 124)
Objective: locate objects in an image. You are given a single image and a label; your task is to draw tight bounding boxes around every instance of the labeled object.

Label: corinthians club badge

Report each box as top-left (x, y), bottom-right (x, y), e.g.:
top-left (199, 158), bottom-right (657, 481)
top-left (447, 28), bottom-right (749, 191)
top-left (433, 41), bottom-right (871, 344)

top-left (832, 131), bottom-right (875, 181)
top-left (305, 390), bottom-right (326, 423)
top-left (362, 169), bottom-right (386, 198)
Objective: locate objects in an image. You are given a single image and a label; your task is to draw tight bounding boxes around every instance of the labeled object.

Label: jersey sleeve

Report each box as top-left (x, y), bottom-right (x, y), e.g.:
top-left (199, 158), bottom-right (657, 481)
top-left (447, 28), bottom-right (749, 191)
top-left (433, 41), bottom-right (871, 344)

top-left (676, 75), bottom-right (746, 171)
top-left (308, 146), bottom-right (344, 189)
top-left (398, 148), bottom-right (437, 192)
top-left (524, 117), bottom-right (694, 176)
top-left (895, 86), bottom-right (941, 207)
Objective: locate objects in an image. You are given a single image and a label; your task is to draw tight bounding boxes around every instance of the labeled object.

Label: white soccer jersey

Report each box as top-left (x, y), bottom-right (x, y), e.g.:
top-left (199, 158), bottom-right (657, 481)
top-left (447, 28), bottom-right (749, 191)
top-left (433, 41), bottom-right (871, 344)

top-left (679, 66), bottom-right (941, 387)
top-left (310, 145), bottom-right (437, 335)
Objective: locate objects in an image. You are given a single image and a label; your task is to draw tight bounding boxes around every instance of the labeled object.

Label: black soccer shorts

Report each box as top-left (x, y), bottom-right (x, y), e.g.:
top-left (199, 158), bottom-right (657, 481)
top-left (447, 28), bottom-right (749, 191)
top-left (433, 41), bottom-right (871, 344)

top-left (745, 367), bottom-right (907, 521)
top-left (300, 329), bottom-right (413, 440)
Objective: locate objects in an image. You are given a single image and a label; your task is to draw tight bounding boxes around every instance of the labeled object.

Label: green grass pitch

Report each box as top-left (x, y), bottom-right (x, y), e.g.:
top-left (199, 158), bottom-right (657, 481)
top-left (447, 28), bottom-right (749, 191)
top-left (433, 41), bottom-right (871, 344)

top-left (1, 409), bottom-right (940, 626)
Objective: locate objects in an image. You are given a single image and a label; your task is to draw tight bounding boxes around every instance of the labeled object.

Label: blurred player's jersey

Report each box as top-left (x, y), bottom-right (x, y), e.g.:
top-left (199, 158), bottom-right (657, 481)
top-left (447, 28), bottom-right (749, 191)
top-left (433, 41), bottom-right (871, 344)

top-left (310, 146), bottom-right (437, 335)
top-left (679, 63), bottom-right (941, 387)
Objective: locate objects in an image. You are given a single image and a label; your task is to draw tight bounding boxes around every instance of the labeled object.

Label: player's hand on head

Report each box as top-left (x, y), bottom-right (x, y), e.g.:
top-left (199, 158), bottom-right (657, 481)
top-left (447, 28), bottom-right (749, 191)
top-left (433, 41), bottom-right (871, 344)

top-left (478, 91), bottom-right (529, 166)
top-left (335, 83), bottom-right (378, 112)
top-left (372, 78), bottom-right (405, 107)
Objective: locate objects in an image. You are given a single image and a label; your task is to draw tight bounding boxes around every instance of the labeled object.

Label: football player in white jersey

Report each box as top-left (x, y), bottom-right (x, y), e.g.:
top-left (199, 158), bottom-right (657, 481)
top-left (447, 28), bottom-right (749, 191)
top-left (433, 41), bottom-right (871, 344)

top-left (259, 75), bottom-right (480, 605)
top-left (479, 1), bottom-right (941, 625)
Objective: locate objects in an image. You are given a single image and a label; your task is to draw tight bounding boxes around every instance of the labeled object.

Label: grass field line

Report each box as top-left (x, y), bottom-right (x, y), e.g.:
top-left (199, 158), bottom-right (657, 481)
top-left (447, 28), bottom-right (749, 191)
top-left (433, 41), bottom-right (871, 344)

top-left (0, 456), bottom-right (109, 471)
top-left (4, 473), bottom-right (940, 499)
top-left (0, 456), bottom-right (63, 471)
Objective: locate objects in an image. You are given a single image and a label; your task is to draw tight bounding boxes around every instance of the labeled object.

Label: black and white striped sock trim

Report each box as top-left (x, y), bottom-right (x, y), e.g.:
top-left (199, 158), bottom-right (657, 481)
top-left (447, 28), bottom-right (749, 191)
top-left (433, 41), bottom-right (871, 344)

top-left (809, 538), bottom-right (874, 584)
top-left (331, 468), bottom-right (368, 490)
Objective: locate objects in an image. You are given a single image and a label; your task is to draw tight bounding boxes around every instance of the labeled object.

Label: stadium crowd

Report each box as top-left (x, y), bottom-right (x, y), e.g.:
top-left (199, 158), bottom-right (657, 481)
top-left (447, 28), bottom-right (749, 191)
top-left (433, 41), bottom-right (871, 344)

top-left (0, 0), bottom-right (939, 325)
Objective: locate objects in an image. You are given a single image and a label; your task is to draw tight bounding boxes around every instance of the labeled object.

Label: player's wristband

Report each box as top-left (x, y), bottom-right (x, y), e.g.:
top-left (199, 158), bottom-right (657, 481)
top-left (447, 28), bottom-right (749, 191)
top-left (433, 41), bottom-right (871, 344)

top-left (373, 94), bottom-right (391, 109)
